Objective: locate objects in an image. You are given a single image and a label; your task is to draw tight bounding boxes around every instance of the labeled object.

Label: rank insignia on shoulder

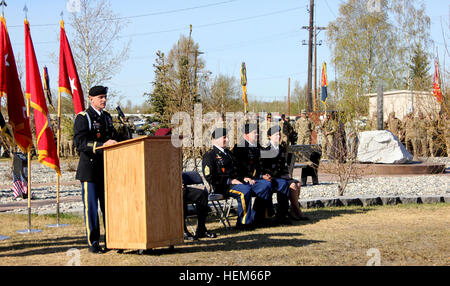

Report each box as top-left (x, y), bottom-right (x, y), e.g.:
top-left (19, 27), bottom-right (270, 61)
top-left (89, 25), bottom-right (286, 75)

top-left (77, 111), bottom-right (87, 116)
top-left (204, 165), bottom-right (210, 176)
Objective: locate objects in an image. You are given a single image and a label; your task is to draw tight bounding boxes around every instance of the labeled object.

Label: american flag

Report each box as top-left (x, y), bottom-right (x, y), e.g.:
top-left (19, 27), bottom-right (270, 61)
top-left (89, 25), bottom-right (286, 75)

top-left (11, 173), bottom-right (27, 199)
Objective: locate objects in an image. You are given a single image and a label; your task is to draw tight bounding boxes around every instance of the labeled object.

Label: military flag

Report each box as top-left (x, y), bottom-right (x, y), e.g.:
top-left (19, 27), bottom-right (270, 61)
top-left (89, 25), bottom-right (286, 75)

top-left (58, 20), bottom-right (84, 114)
top-left (241, 62), bottom-right (248, 112)
top-left (321, 62), bottom-right (328, 104)
top-left (432, 59), bottom-right (442, 104)
top-left (25, 19), bottom-right (60, 175)
top-left (42, 66), bottom-right (54, 111)
top-left (0, 15), bottom-right (33, 152)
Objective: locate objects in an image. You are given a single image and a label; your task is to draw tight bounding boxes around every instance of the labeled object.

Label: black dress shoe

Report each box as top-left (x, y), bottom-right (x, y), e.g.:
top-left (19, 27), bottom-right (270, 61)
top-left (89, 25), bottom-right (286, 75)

top-left (195, 231), bottom-right (217, 239)
top-left (89, 244), bottom-right (104, 254)
top-left (235, 221), bottom-right (255, 231)
top-left (184, 231), bottom-right (198, 241)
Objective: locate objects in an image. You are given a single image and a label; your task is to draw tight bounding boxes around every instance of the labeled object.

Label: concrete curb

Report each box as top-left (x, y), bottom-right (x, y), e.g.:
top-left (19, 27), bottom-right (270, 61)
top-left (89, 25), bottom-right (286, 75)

top-left (298, 194), bottom-right (449, 209)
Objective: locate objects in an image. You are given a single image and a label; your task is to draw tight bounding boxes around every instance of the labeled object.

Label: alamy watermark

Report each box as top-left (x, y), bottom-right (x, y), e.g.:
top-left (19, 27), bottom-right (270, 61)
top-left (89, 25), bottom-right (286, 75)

top-left (66, 248), bottom-right (81, 266)
top-left (367, 0), bottom-right (382, 13)
top-left (170, 104), bottom-right (282, 158)
top-left (66, 0), bottom-right (81, 13)
top-left (366, 248), bottom-right (381, 266)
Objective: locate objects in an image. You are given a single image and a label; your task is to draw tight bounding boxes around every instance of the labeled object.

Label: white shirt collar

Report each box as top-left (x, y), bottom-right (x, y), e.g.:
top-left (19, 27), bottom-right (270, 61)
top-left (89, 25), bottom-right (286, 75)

top-left (245, 139), bottom-right (257, 147)
top-left (214, 145), bottom-right (227, 154)
top-left (91, 105), bottom-right (103, 116)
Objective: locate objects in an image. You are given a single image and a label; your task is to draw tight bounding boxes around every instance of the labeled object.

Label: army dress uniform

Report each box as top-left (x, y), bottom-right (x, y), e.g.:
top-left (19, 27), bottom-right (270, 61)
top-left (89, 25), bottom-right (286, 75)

top-left (202, 145), bottom-right (255, 227)
top-left (232, 132), bottom-right (273, 224)
top-left (260, 129), bottom-right (292, 220)
top-left (73, 105), bottom-right (120, 252)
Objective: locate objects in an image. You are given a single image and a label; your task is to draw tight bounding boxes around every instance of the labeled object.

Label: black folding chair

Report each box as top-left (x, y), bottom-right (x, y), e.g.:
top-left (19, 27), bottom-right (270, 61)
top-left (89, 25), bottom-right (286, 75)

top-left (182, 171), bottom-right (234, 231)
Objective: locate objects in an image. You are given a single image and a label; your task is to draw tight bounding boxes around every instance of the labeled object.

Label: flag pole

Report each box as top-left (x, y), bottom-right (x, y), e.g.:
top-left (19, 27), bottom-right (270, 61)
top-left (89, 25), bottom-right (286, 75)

top-left (17, 6), bottom-right (41, 234)
top-left (0, 99), bottom-right (9, 240)
top-left (47, 13), bottom-right (69, 228)
top-left (47, 86), bottom-right (67, 227)
top-left (17, 94), bottom-right (41, 234)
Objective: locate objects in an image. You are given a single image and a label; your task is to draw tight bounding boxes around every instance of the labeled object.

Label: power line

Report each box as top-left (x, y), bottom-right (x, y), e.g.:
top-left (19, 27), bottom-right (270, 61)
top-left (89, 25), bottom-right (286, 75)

top-left (119, 6), bottom-right (303, 38)
top-left (6, 0), bottom-right (238, 28)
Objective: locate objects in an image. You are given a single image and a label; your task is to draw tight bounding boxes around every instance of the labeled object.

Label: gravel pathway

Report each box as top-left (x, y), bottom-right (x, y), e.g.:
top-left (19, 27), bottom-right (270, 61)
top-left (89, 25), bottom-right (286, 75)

top-left (0, 157), bottom-right (448, 215)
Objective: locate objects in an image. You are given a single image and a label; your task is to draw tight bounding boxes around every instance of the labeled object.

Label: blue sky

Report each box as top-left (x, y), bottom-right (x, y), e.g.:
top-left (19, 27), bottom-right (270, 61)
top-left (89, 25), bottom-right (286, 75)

top-left (2, 0), bottom-right (449, 107)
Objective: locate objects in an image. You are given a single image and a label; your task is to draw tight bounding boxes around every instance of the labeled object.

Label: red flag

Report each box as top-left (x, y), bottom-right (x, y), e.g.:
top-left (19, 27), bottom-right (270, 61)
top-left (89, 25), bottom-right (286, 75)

top-left (433, 59), bottom-right (442, 104)
top-left (0, 16), bottom-right (32, 152)
top-left (59, 20), bottom-right (84, 114)
top-left (25, 19), bottom-right (60, 175)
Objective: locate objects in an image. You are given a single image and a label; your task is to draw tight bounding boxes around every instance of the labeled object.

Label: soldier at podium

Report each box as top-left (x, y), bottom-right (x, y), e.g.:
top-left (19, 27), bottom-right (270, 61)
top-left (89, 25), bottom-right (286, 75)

top-left (73, 86), bottom-right (121, 254)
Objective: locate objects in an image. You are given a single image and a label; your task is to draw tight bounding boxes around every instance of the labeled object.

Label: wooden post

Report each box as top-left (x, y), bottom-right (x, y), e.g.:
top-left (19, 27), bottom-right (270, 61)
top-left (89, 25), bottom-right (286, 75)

top-left (377, 85), bottom-right (384, 130)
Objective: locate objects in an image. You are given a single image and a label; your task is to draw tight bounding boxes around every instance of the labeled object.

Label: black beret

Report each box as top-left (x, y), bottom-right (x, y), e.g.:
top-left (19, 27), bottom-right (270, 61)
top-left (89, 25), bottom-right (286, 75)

top-left (212, 127), bottom-right (227, 139)
top-left (244, 123), bottom-right (258, 134)
top-left (89, 85), bottom-right (108, 97)
top-left (267, 125), bottom-right (281, 137)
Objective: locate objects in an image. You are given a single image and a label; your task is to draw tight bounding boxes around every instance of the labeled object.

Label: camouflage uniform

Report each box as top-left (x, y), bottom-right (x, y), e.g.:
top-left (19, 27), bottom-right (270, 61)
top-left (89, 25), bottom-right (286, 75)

top-left (416, 112), bottom-right (427, 157)
top-left (279, 116), bottom-right (294, 146)
top-left (295, 113), bottom-right (314, 145)
top-left (425, 115), bottom-right (438, 157)
top-left (321, 115), bottom-right (336, 159)
top-left (386, 112), bottom-right (402, 140)
top-left (404, 114), bottom-right (418, 158)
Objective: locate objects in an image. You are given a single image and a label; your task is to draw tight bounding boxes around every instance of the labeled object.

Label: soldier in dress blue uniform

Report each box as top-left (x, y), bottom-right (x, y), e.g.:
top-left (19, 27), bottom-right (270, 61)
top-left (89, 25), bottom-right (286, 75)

top-left (202, 127), bottom-right (256, 230)
top-left (73, 86), bottom-right (122, 254)
top-left (261, 125), bottom-right (309, 221)
top-left (231, 123), bottom-right (275, 226)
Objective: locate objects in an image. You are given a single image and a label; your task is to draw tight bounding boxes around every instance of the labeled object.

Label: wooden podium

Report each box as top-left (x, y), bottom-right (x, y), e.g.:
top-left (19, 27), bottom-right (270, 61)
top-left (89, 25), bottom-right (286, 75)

top-left (98, 136), bottom-right (184, 251)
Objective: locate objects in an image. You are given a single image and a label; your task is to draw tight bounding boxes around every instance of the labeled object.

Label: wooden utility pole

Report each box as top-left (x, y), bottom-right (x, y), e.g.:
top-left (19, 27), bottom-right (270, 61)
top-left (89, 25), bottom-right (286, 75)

top-left (306, 0), bottom-right (314, 112)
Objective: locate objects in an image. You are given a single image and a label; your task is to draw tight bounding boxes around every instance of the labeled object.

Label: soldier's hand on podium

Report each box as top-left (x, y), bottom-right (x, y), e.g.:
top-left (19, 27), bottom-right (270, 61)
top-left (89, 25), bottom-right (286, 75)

top-left (103, 139), bottom-right (118, 147)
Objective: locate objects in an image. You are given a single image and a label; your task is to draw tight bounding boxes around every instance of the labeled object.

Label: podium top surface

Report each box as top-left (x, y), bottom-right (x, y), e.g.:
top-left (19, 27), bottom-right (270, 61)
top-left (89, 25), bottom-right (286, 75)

top-left (96, 135), bottom-right (175, 151)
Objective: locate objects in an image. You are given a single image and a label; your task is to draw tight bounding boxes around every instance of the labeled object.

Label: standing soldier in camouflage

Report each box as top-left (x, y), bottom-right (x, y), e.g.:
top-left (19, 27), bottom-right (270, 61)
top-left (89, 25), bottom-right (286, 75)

top-left (321, 112), bottom-right (336, 159)
top-left (386, 111), bottom-right (402, 140)
top-left (416, 111), bottom-right (427, 157)
top-left (295, 110), bottom-right (314, 145)
top-left (279, 114), bottom-right (294, 146)
top-left (425, 114), bottom-right (438, 157)
top-left (443, 113), bottom-right (450, 157)
top-left (404, 112), bottom-right (418, 158)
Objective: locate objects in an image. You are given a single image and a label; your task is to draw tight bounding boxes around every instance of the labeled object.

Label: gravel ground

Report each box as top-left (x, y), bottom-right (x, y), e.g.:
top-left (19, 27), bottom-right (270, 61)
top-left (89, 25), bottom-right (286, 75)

top-left (0, 157), bottom-right (448, 215)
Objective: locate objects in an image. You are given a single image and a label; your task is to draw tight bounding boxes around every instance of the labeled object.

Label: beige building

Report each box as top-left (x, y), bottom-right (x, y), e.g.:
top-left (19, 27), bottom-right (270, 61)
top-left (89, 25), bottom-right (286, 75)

top-left (367, 90), bottom-right (442, 120)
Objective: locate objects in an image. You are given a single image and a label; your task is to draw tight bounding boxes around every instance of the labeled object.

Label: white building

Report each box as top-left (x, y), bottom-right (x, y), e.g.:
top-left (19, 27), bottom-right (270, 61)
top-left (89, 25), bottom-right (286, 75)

top-left (367, 90), bottom-right (442, 120)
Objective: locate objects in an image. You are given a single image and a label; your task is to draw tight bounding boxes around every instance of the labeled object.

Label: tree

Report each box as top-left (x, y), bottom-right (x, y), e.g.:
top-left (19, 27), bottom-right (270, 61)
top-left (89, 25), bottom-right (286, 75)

top-left (146, 51), bottom-right (172, 123)
top-left (327, 0), bottom-right (396, 100)
top-left (390, 0), bottom-right (432, 90)
top-left (69, 0), bottom-right (130, 107)
top-left (203, 75), bottom-right (241, 115)
top-left (409, 42), bottom-right (431, 91)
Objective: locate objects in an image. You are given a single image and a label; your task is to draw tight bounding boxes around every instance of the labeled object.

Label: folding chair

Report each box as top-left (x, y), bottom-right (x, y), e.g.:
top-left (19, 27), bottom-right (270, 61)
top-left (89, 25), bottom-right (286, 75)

top-left (182, 171), bottom-right (234, 231)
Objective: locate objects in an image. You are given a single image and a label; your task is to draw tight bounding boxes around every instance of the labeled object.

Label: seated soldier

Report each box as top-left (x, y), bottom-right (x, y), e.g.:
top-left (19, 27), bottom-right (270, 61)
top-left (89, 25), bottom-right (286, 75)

top-left (157, 127), bottom-right (217, 240)
top-left (261, 125), bottom-right (309, 221)
top-left (202, 127), bottom-right (256, 230)
top-left (182, 175), bottom-right (217, 241)
top-left (231, 123), bottom-right (275, 227)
